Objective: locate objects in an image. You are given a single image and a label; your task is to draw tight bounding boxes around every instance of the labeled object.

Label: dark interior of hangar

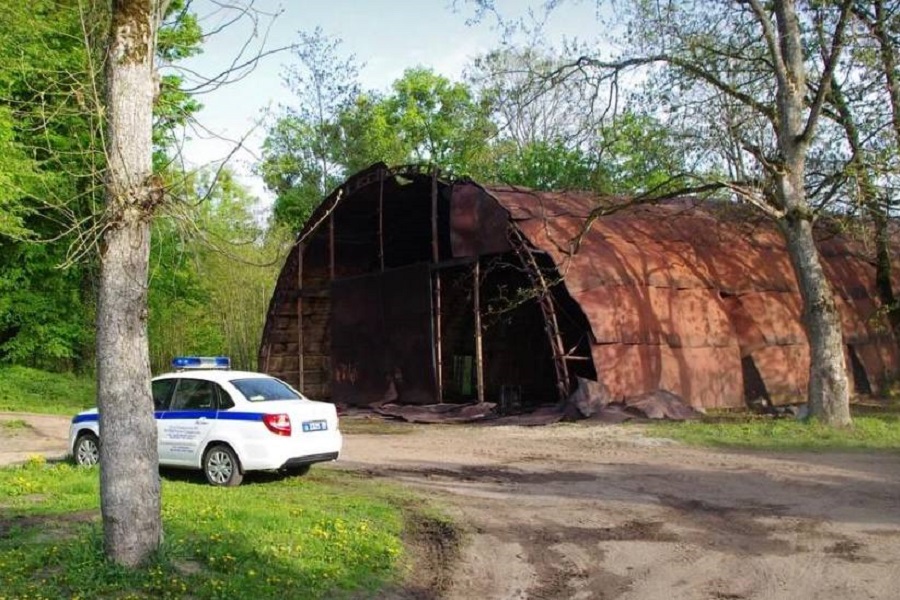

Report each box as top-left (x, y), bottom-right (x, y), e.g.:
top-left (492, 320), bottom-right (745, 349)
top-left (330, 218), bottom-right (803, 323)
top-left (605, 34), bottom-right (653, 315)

top-left (258, 165), bottom-right (595, 410)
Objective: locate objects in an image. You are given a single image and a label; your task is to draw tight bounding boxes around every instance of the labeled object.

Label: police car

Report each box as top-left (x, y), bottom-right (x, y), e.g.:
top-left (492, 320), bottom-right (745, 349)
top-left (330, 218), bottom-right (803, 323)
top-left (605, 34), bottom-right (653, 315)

top-left (69, 357), bottom-right (342, 486)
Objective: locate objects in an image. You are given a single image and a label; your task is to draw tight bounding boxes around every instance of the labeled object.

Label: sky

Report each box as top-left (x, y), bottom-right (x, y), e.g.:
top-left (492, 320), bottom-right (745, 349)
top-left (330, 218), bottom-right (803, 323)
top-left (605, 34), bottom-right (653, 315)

top-left (173, 0), bottom-right (604, 206)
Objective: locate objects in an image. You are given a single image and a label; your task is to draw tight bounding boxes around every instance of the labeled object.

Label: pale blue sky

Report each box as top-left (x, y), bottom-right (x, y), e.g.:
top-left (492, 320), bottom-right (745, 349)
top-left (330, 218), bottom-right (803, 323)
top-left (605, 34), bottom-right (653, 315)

top-left (174, 0), bottom-right (604, 203)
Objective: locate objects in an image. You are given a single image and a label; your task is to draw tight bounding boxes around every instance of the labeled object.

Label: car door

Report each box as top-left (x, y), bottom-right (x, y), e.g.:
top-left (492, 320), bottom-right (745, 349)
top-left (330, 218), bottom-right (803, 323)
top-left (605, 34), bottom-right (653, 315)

top-left (157, 378), bottom-right (218, 466)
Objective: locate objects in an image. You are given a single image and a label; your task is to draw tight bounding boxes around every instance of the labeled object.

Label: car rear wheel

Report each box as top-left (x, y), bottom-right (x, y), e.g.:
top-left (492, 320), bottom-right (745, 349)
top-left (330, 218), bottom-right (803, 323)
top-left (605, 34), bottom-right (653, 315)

top-left (203, 444), bottom-right (243, 487)
top-left (74, 433), bottom-right (100, 466)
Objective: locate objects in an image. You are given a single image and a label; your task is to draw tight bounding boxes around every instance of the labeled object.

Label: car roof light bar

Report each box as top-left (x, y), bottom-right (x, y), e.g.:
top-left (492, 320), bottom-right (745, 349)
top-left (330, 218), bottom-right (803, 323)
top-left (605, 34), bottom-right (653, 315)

top-left (171, 356), bottom-right (231, 370)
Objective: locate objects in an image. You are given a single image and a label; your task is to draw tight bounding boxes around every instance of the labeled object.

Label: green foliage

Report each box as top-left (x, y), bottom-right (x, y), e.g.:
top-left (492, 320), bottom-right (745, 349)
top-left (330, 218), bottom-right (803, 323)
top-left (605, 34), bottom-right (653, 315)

top-left (382, 67), bottom-right (495, 174)
top-left (0, 0), bottom-right (204, 372)
top-left (0, 242), bottom-right (94, 369)
top-left (486, 139), bottom-right (600, 190)
top-left (595, 111), bottom-right (689, 195)
top-left (154, 0), bottom-right (204, 168)
top-left (258, 28), bottom-right (359, 232)
top-left (148, 169), bottom-right (289, 373)
top-left (0, 107), bottom-right (38, 238)
top-left (261, 60), bottom-right (496, 230)
top-left (648, 412), bottom-right (900, 451)
top-left (259, 117), bottom-right (343, 231)
top-left (0, 462), bottom-right (410, 598)
top-left (0, 366), bottom-right (95, 415)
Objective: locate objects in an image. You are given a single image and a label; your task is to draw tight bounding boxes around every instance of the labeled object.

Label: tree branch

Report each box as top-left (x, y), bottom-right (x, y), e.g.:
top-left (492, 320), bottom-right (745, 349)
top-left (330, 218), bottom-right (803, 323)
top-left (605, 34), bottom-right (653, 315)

top-left (572, 54), bottom-right (776, 124)
top-left (744, 0), bottom-right (790, 92)
top-left (801, 0), bottom-right (853, 145)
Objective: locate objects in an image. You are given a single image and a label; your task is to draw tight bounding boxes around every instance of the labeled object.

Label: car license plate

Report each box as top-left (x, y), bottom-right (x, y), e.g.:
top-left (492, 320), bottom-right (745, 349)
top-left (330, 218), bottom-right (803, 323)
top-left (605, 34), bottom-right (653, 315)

top-left (302, 420), bottom-right (327, 432)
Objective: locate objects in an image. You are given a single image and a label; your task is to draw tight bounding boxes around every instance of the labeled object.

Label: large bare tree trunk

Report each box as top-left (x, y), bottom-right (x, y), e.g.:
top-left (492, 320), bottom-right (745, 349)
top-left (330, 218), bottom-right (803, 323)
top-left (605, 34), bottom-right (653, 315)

top-left (97, 0), bottom-right (162, 566)
top-left (781, 211), bottom-right (852, 425)
top-left (770, 0), bottom-right (851, 426)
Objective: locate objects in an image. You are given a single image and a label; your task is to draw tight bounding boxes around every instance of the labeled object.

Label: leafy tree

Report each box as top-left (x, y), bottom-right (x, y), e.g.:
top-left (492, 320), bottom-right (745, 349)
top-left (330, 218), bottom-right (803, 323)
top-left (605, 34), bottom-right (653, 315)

top-left (336, 68), bottom-right (496, 175)
top-left (468, 47), bottom-right (687, 193)
top-left (487, 139), bottom-right (599, 190)
top-left (819, 2), bottom-right (900, 346)
top-left (258, 29), bottom-right (360, 231)
top-left (381, 67), bottom-right (495, 173)
top-left (262, 63), bottom-right (495, 230)
top-left (148, 169), bottom-right (288, 373)
top-left (0, 0), bottom-right (202, 371)
top-left (0, 1), bottom-right (106, 370)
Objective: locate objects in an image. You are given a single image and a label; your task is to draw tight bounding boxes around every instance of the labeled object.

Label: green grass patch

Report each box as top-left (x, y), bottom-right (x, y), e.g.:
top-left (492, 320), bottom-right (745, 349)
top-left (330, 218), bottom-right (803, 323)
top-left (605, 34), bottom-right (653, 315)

top-left (339, 417), bottom-right (418, 436)
top-left (0, 458), bottom-right (416, 599)
top-left (648, 412), bottom-right (900, 451)
top-left (0, 366), bottom-right (95, 415)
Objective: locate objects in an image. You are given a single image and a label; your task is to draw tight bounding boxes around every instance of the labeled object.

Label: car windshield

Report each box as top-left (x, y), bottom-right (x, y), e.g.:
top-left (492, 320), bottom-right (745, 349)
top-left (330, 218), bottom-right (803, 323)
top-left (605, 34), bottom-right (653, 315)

top-left (230, 378), bottom-right (302, 402)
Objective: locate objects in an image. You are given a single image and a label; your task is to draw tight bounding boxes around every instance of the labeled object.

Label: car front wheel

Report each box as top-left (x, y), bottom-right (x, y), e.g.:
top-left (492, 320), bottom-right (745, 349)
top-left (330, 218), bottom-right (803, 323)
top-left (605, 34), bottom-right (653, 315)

top-left (203, 444), bottom-right (243, 487)
top-left (74, 433), bottom-right (100, 466)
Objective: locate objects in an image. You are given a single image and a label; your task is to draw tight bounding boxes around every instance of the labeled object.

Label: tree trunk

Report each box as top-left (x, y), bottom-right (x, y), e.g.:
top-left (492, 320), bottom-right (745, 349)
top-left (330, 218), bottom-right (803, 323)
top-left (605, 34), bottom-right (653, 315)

top-left (873, 210), bottom-right (900, 343)
top-left (869, 0), bottom-right (900, 346)
top-left (828, 77), bottom-right (900, 353)
top-left (780, 212), bottom-right (852, 426)
top-left (97, 0), bottom-right (162, 567)
top-left (768, 0), bottom-right (852, 426)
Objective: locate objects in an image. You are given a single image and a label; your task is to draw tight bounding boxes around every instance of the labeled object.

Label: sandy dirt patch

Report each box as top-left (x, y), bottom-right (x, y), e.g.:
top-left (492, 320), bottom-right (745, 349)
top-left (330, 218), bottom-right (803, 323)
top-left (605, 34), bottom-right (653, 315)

top-left (0, 412), bottom-right (70, 464)
top-left (338, 420), bottom-right (900, 600)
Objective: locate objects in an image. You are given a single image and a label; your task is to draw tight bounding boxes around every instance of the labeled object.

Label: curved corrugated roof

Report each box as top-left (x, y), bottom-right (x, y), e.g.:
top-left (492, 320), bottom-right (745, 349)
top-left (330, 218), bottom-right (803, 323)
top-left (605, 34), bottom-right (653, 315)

top-left (481, 185), bottom-right (897, 407)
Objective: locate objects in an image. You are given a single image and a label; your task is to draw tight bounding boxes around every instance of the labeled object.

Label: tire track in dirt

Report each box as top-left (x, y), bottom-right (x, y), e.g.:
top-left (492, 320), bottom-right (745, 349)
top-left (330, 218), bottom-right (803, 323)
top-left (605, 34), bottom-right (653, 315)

top-left (340, 422), bottom-right (900, 600)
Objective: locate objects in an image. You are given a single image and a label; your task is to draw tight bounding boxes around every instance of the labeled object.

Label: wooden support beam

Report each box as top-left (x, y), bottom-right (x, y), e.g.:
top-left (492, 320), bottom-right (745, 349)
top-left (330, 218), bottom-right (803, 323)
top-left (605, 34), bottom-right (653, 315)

top-left (329, 214), bottom-right (335, 281)
top-left (474, 259), bottom-right (485, 404)
top-left (431, 167), bottom-right (443, 403)
top-left (297, 243), bottom-right (305, 391)
top-left (378, 169), bottom-right (385, 272)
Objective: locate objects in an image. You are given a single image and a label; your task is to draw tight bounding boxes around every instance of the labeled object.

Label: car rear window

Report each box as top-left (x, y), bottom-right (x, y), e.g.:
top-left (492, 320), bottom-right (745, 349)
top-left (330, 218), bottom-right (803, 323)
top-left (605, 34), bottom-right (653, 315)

top-left (230, 378), bottom-right (302, 402)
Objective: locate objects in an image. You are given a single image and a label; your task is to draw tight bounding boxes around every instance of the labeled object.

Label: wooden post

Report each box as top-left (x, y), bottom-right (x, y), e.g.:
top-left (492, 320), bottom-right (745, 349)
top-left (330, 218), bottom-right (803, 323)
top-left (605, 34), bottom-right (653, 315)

top-left (474, 258), bottom-right (484, 404)
top-left (378, 169), bottom-right (385, 272)
top-left (297, 243), bottom-right (305, 391)
top-left (329, 214), bottom-right (335, 281)
top-left (431, 168), bottom-right (443, 403)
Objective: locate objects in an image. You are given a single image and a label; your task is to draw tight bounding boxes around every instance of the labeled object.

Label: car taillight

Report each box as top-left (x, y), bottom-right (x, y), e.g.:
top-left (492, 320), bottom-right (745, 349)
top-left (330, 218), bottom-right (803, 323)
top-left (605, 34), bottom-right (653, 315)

top-left (262, 413), bottom-right (291, 436)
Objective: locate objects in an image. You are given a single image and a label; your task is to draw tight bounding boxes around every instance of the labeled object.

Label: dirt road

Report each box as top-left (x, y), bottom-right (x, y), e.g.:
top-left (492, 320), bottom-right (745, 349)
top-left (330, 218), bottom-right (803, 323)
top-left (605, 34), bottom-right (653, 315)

top-left (4, 412), bottom-right (898, 599)
top-left (339, 421), bottom-right (900, 600)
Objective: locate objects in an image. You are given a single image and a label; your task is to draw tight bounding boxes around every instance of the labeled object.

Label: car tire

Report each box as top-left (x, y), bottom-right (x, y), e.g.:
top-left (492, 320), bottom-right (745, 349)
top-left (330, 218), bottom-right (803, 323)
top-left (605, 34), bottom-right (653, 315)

top-left (73, 432), bottom-right (100, 466)
top-left (203, 444), bottom-right (243, 487)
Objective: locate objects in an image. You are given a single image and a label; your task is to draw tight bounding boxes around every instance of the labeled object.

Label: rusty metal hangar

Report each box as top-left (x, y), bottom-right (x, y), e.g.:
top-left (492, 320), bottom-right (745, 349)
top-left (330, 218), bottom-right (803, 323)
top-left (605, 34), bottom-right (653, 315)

top-left (258, 163), bottom-right (898, 410)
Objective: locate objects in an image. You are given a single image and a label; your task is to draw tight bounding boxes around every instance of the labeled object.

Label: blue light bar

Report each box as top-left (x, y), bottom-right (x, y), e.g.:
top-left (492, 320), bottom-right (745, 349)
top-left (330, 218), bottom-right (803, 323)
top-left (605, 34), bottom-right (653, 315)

top-left (171, 356), bottom-right (231, 370)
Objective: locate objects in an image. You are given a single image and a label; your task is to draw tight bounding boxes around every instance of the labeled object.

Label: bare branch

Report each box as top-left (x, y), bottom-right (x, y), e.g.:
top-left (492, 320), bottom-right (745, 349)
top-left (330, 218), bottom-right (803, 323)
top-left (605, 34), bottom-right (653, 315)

top-left (801, 0), bottom-right (853, 145)
top-left (744, 0), bottom-right (790, 91)
top-left (571, 54), bottom-right (777, 124)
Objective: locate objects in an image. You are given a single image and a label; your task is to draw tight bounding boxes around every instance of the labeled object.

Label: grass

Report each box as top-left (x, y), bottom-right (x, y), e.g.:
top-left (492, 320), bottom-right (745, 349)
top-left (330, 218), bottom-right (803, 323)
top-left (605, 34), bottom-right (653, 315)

top-left (648, 408), bottom-right (900, 451)
top-left (338, 416), bottom-right (418, 436)
top-left (0, 457), bottom-right (419, 599)
top-left (0, 366), bottom-right (95, 415)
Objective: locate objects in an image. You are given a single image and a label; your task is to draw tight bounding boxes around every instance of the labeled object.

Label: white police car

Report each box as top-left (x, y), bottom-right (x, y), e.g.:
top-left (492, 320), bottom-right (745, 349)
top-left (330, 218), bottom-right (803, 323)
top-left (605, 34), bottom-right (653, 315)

top-left (69, 357), bottom-right (342, 486)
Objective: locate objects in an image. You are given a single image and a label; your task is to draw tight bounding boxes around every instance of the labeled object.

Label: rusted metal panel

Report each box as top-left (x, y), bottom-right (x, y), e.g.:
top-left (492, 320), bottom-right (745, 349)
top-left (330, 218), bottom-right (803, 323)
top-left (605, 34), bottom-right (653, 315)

top-left (482, 184), bottom-right (899, 408)
top-left (450, 183), bottom-right (512, 257)
top-left (331, 263), bottom-right (436, 406)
